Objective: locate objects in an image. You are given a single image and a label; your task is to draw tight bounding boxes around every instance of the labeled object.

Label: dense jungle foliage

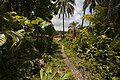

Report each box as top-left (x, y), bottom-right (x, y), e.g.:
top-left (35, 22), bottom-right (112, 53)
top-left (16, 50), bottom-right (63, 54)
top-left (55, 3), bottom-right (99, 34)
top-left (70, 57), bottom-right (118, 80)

top-left (61, 0), bottom-right (120, 79)
top-left (0, 0), bottom-right (120, 80)
top-left (0, 0), bottom-right (64, 80)
top-left (0, 12), bottom-right (56, 79)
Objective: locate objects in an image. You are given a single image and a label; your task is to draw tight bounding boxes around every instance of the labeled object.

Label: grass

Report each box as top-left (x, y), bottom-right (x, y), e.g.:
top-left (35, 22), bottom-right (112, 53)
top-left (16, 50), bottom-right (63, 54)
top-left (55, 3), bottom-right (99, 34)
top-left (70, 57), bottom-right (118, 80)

top-left (43, 42), bottom-right (75, 79)
top-left (59, 39), bottom-right (94, 80)
top-left (32, 42), bottom-right (76, 80)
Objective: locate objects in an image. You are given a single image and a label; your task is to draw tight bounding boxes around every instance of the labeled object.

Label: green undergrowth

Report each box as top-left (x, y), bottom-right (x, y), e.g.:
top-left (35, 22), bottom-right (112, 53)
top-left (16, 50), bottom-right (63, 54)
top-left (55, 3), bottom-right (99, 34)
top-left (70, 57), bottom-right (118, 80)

top-left (32, 42), bottom-right (75, 80)
top-left (59, 31), bottom-right (120, 80)
top-left (59, 39), bottom-right (93, 79)
top-left (44, 43), bottom-right (70, 72)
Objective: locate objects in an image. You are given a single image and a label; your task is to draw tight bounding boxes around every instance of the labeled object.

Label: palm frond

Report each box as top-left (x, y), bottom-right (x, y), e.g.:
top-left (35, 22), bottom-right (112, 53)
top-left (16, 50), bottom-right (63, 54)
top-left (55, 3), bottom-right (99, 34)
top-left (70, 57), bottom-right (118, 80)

top-left (0, 34), bottom-right (7, 46)
top-left (56, 0), bottom-right (75, 18)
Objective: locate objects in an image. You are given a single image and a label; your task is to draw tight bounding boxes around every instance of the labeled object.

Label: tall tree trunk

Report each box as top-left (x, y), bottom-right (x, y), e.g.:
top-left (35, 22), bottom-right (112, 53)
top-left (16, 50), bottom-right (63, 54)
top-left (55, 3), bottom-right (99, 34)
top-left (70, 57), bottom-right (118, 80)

top-left (107, 0), bottom-right (113, 23)
top-left (81, 10), bottom-right (86, 27)
top-left (105, 0), bottom-right (114, 38)
top-left (73, 27), bottom-right (76, 39)
top-left (62, 6), bottom-right (65, 38)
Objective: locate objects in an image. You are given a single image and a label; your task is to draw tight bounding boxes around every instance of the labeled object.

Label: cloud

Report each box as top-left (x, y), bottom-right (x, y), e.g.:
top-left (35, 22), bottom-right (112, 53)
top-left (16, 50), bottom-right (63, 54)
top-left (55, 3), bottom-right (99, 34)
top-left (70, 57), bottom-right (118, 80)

top-left (51, 0), bottom-right (89, 31)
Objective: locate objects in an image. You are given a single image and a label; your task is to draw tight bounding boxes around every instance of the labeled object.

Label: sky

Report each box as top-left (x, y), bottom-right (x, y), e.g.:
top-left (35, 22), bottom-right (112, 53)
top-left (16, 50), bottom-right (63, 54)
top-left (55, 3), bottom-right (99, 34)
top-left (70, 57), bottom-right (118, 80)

top-left (51, 0), bottom-right (89, 31)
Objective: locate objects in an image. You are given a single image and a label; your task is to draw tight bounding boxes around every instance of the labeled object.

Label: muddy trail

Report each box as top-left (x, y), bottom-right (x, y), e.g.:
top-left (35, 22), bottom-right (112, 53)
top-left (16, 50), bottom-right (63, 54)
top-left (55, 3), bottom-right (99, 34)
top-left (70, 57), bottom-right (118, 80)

top-left (61, 45), bottom-right (86, 80)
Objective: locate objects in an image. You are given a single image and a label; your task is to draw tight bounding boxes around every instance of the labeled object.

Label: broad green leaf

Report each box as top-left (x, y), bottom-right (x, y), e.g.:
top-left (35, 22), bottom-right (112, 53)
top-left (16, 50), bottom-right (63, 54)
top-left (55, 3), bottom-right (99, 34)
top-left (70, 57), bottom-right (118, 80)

top-left (14, 40), bottom-right (23, 51)
top-left (41, 22), bottom-right (51, 28)
top-left (31, 17), bottom-right (43, 25)
top-left (112, 77), bottom-right (119, 80)
top-left (3, 17), bottom-right (9, 22)
top-left (59, 73), bottom-right (65, 78)
top-left (33, 47), bottom-right (39, 55)
top-left (52, 72), bottom-right (57, 79)
top-left (0, 34), bottom-right (7, 46)
top-left (31, 20), bottom-right (39, 24)
top-left (82, 14), bottom-right (94, 22)
top-left (62, 72), bottom-right (72, 79)
top-left (30, 61), bottom-right (34, 67)
top-left (43, 73), bottom-right (47, 80)
top-left (14, 15), bottom-right (21, 19)
top-left (116, 56), bottom-right (120, 59)
top-left (46, 66), bottom-right (51, 74)
top-left (40, 69), bottom-right (44, 80)
top-left (36, 17), bottom-right (43, 22)
top-left (6, 31), bottom-right (19, 42)
top-left (24, 20), bottom-right (31, 25)
top-left (9, 12), bottom-right (17, 15)
top-left (15, 29), bottom-right (24, 38)
top-left (10, 30), bottom-right (24, 40)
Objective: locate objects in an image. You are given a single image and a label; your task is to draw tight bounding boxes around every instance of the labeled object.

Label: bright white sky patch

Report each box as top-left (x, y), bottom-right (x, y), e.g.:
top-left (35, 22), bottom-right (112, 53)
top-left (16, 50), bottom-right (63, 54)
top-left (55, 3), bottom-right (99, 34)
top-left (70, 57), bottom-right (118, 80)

top-left (51, 0), bottom-right (89, 31)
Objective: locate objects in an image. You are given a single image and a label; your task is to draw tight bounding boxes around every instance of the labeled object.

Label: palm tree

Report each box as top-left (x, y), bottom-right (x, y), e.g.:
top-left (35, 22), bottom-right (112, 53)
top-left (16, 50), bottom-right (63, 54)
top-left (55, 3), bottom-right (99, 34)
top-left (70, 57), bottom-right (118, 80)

top-left (83, 0), bottom-right (97, 14)
top-left (83, 0), bottom-right (113, 24)
top-left (69, 21), bottom-right (79, 38)
top-left (56, 0), bottom-right (75, 37)
top-left (82, 0), bottom-right (108, 17)
top-left (81, 0), bottom-right (97, 26)
top-left (81, 10), bottom-right (86, 27)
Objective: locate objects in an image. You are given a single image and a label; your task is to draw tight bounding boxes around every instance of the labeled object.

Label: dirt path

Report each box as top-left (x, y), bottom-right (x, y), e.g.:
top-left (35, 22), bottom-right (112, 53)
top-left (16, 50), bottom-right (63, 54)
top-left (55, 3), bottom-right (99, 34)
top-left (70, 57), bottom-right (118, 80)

top-left (61, 45), bottom-right (85, 80)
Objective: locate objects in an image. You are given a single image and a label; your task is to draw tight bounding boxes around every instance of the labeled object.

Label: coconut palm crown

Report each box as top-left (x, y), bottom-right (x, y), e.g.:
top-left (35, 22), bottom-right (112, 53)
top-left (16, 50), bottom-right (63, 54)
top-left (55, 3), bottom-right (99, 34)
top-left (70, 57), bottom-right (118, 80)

top-left (55, 0), bottom-right (75, 37)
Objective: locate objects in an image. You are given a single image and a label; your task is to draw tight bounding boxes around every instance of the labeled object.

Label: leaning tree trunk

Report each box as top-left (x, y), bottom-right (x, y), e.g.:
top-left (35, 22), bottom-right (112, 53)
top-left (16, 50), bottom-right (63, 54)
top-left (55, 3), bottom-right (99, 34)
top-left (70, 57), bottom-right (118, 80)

top-left (81, 10), bottom-right (86, 27)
